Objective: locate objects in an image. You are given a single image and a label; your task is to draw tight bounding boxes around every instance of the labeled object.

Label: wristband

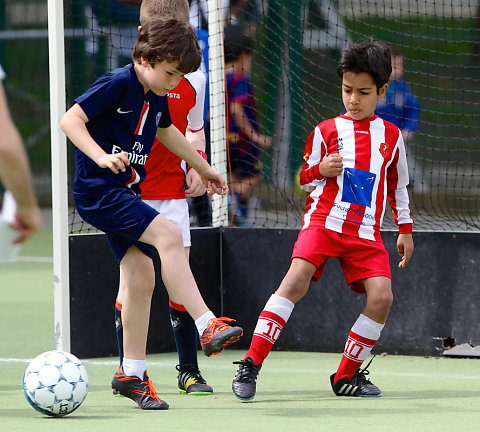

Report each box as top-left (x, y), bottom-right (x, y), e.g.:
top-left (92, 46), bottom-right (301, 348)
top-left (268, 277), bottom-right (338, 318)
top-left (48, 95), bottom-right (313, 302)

top-left (399, 224), bottom-right (413, 234)
top-left (197, 149), bottom-right (208, 161)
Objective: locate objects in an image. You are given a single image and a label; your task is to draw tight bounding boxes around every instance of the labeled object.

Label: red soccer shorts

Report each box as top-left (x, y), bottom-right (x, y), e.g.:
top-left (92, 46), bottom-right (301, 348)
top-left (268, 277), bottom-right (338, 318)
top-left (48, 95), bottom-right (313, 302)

top-left (291, 226), bottom-right (391, 294)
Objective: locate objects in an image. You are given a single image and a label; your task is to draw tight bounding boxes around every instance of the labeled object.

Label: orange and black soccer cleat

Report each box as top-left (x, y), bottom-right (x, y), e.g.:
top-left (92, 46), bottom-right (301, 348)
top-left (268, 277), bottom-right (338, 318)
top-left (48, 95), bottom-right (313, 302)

top-left (200, 317), bottom-right (243, 357)
top-left (111, 366), bottom-right (169, 410)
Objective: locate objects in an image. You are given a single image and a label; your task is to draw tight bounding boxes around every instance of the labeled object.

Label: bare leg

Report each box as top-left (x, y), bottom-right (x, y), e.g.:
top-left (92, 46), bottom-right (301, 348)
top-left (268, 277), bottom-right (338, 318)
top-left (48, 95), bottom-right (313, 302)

top-left (119, 246), bottom-right (155, 360)
top-left (362, 276), bottom-right (393, 323)
top-left (139, 214), bottom-right (209, 320)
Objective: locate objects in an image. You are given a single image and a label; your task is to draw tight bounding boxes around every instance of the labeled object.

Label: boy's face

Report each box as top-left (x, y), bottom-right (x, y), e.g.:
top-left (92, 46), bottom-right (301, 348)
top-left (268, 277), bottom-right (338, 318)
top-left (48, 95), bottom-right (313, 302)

top-left (390, 55), bottom-right (404, 81)
top-left (137, 58), bottom-right (184, 96)
top-left (341, 72), bottom-right (387, 121)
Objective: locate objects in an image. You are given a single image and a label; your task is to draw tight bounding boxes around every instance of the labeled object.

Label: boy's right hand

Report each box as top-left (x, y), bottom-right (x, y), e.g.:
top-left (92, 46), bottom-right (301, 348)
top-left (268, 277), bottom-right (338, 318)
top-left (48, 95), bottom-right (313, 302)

top-left (97, 151), bottom-right (130, 174)
top-left (199, 166), bottom-right (228, 196)
top-left (319, 153), bottom-right (343, 178)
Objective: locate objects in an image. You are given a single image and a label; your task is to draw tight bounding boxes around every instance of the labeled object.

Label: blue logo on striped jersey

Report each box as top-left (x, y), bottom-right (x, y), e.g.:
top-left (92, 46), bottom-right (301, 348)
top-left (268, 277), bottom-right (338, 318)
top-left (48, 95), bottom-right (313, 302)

top-left (342, 168), bottom-right (376, 207)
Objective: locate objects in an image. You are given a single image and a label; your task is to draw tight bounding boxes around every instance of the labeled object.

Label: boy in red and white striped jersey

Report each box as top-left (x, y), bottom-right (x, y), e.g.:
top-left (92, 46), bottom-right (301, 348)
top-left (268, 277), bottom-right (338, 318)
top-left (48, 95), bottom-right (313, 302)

top-left (232, 40), bottom-right (414, 401)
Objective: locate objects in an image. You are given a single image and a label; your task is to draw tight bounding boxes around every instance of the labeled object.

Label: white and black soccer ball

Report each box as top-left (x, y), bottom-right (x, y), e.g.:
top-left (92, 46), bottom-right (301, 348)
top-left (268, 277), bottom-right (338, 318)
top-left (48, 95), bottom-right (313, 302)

top-left (23, 350), bottom-right (89, 416)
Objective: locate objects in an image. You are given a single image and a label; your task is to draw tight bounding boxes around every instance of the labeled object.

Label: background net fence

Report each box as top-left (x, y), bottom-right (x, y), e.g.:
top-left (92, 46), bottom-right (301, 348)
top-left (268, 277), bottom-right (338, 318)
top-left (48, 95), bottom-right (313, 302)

top-left (1, 0), bottom-right (479, 232)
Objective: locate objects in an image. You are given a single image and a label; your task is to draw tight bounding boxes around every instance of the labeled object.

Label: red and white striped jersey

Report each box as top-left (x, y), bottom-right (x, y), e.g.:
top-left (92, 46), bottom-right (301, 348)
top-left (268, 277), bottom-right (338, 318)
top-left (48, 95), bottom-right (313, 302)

top-left (299, 114), bottom-right (413, 241)
top-left (141, 69), bottom-right (206, 200)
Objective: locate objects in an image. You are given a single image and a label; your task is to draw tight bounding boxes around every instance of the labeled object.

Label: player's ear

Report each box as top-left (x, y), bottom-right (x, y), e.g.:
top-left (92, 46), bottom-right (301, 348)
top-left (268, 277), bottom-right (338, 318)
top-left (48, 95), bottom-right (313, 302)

top-left (140, 56), bottom-right (150, 68)
top-left (378, 83), bottom-right (388, 98)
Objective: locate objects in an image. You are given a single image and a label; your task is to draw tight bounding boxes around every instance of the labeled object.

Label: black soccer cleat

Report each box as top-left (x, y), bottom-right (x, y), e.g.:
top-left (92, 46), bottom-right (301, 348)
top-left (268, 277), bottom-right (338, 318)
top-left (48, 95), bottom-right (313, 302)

top-left (176, 364), bottom-right (213, 395)
top-left (232, 357), bottom-right (262, 401)
top-left (330, 360), bottom-right (382, 397)
top-left (111, 366), bottom-right (169, 410)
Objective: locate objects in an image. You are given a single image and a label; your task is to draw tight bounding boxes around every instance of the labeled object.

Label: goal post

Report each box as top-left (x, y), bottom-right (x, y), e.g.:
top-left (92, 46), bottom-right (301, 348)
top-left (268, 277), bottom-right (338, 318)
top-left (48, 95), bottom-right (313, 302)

top-left (208, 0), bottom-right (229, 227)
top-left (48, 0), bottom-right (70, 352)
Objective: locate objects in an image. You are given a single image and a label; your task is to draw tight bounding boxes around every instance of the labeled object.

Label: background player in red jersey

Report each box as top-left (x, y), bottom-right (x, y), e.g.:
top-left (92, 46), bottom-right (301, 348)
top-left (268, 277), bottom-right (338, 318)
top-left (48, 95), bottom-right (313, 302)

top-left (232, 40), bottom-right (414, 401)
top-left (114, 0), bottom-right (215, 396)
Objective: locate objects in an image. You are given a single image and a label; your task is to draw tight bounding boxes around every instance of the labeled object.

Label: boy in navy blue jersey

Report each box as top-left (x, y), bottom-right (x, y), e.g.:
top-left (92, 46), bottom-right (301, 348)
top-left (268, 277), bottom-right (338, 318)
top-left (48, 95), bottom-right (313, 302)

top-left (61, 18), bottom-right (243, 410)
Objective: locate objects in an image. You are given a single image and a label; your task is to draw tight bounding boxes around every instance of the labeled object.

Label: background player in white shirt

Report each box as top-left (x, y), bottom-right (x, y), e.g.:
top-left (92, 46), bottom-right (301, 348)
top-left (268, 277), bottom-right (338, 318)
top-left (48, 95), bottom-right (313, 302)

top-left (232, 40), bottom-right (414, 401)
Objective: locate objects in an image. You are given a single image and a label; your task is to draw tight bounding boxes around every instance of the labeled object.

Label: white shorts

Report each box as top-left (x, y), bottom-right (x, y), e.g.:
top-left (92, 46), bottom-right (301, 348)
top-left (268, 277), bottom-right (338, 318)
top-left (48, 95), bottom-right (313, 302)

top-left (142, 199), bottom-right (191, 247)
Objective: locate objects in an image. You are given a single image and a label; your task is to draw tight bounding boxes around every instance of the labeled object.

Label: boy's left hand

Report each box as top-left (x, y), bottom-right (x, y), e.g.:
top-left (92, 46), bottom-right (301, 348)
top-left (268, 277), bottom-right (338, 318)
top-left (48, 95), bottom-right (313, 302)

top-left (185, 169), bottom-right (207, 197)
top-left (397, 233), bottom-right (414, 268)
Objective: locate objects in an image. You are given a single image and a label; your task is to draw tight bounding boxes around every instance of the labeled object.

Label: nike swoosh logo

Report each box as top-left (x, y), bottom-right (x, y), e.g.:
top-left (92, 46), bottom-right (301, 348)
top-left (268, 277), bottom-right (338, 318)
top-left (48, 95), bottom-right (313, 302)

top-left (117, 108), bottom-right (133, 114)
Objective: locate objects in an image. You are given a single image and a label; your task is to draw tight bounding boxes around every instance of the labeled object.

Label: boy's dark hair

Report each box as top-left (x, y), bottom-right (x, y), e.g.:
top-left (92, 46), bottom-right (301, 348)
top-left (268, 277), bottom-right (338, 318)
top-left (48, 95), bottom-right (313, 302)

top-left (224, 28), bottom-right (253, 63)
top-left (133, 18), bottom-right (201, 74)
top-left (337, 40), bottom-right (392, 92)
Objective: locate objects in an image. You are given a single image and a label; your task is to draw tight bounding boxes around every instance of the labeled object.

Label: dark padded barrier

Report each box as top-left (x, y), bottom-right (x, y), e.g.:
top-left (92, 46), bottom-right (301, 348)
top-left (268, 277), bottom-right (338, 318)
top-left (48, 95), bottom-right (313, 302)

top-left (222, 229), bottom-right (480, 356)
top-left (70, 228), bottom-right (480, 358)
top-left (69, 228), bottom-right (221, 358)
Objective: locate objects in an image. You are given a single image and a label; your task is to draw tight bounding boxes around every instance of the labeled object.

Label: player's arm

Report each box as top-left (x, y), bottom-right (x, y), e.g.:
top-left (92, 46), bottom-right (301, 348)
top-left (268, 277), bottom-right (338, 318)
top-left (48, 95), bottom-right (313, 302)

top-left (157, 124), bottom-right (228, 195)
top-left (386, 131), bottom-right (414, 267)
top-left (60, 103), bottom-right (130, 174)
top-left (299, 126), bottom-right (342, 190)
top-left (0, 80), bottom-right (41, 243)
top-left (402, 89), bottom-right (420, 137)
top-left (397, 232), bottom-right (414, 268)
top-left (184, 128), bottom-right (207, 197)
top-left (230, 100), bottom-right (271, 149)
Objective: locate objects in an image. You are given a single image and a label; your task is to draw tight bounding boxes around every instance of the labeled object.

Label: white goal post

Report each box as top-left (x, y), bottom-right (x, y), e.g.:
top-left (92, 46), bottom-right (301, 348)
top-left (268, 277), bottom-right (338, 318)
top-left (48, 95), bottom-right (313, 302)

top-left (48, 0), bottom-right (70, 352)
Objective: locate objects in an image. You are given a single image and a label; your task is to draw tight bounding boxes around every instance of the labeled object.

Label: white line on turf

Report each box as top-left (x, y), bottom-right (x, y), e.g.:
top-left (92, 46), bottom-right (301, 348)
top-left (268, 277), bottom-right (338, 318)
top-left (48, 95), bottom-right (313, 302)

top-left (15, 256), bottom-right (53, 263)
top-left (2, 357), bottom-right (480, 380)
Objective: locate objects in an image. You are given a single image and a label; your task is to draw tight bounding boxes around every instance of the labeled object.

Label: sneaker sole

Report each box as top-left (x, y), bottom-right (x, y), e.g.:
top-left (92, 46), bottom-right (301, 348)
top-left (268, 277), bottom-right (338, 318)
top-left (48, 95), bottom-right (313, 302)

top-left (358, 393), bottom-right (382, 398)
top-left (233, 393), bottom-right (256, 402)
top-left (202, 327), bottom-right (243, 357)
top-left (178, 389), bottom-right (213, 396)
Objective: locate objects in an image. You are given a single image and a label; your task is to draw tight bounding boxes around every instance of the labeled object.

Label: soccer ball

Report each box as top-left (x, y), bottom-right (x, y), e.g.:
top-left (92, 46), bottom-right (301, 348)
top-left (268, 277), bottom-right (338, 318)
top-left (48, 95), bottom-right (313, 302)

top-left (23, 350), bottom-right (89, 416)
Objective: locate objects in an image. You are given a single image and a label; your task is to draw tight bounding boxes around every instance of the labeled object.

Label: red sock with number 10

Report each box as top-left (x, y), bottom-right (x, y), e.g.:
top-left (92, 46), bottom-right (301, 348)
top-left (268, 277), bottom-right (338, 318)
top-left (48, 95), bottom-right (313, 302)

top-left (244, 294), bottom-right (295, 366)
top-left (334, 314), bottom-right (385, 382)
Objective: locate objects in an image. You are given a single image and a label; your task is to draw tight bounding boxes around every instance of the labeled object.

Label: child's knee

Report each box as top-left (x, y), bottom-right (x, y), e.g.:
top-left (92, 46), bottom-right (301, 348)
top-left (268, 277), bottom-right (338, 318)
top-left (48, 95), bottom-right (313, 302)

top-left (276, 271), bottom-right (311, 302)
top-left (125, 266), bottom-right (155, 297)
top-left (370, 288), bottom-right (393, 311)
top-left (158, 222), bottom-right (183, 251)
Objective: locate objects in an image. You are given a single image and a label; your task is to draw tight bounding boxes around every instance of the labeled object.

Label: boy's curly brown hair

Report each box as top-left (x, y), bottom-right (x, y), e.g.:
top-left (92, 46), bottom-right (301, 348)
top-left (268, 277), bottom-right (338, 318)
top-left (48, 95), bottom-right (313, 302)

top-left (132, 18), bottom-right (201, 74)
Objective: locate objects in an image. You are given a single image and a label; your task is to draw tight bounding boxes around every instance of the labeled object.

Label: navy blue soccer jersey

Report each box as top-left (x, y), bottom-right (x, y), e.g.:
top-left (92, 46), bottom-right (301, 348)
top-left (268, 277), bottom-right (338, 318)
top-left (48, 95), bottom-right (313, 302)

top-left (73, 63), bottom-right (172, 195)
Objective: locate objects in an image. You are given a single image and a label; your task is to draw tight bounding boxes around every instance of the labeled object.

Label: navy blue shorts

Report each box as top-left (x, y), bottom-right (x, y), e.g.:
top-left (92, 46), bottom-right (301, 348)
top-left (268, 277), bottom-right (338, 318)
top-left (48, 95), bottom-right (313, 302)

top-left (74, 187), bottom-right (159, 263)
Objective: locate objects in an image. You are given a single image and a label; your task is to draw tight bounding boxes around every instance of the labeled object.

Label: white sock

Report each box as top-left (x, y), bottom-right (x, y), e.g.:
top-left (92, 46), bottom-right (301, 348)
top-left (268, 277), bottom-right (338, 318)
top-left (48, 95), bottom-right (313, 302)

top-left (351, 314), bottom-right (385, 340)
top-left (122, 358), bottom-right (146, 380)
top-left (195, 310), bottom-right (216, 336)
top-left (264, 294), bottom-right (295, 321)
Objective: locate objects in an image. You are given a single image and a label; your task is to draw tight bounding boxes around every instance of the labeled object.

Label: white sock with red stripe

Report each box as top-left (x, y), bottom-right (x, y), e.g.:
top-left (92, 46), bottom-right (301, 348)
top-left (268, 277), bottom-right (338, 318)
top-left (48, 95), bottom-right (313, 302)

top-left (244, 294), bottom-right (295, 365)
top-left (334, 314), bottom-right (384, 382)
